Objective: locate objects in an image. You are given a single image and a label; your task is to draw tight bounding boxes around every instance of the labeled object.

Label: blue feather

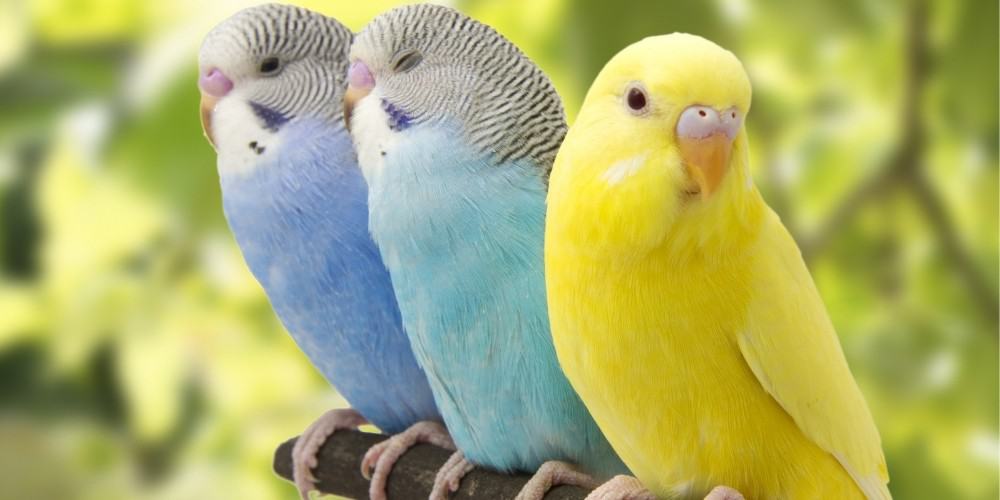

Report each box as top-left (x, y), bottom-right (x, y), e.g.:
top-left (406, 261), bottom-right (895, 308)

top-left (366, 123), bottom-right (628, 476)
top-left (381, 98), bottom-right (413, 131)
top-left (219, 119), bottom-right (440, 433)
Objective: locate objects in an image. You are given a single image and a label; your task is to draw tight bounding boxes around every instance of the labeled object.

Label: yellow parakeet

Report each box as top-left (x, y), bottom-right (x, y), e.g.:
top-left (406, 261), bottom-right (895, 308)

top-left (544, 34), bottom-right (890, 500)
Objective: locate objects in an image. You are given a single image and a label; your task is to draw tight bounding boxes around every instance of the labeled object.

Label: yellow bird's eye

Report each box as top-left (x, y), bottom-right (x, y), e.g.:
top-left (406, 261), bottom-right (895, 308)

top-left (625, 83), bottom-right (649, 115)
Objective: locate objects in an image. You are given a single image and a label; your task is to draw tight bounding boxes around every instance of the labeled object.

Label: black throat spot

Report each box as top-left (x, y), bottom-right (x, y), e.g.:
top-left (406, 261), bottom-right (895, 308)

top-left (248, 101), bottom-right (292, 132)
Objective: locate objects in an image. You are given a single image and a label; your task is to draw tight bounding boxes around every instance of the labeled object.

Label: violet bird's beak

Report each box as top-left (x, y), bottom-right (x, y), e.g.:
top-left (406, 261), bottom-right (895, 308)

top-left (344, 60), bottom-right (375, 131)
top-left (675, 105), bottom-right (742, 199)
top-left (198, 68), bottom-right (234, 149)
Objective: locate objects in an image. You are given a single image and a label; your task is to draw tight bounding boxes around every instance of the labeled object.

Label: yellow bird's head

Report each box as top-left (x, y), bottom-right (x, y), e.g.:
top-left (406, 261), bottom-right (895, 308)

top-left (548, 34), bottom-right (761, 258)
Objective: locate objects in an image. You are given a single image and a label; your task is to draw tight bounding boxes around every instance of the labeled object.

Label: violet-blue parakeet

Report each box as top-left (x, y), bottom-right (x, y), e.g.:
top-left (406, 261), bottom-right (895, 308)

top-left (197, 5), bottom-right (440, 498)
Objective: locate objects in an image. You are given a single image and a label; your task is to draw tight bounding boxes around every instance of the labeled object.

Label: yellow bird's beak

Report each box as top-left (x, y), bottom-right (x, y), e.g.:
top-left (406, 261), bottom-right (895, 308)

top-left (676, 105), bottom-right (741, 199)
top-left (198, 67), bottom-right (233, 150)
top-left (344, 60), bottom-right (375, 131)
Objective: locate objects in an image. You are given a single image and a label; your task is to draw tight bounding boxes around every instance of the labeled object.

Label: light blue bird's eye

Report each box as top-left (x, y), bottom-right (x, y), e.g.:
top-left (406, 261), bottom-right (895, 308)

top-left (259, 57), bottom-right (281, 75)
top-left (391, 50), bottom-right (423, 73)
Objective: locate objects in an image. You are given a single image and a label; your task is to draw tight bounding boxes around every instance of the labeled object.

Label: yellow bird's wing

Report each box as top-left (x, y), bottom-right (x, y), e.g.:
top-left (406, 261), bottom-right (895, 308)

top-left (737, 210), bottom-right (891, 500)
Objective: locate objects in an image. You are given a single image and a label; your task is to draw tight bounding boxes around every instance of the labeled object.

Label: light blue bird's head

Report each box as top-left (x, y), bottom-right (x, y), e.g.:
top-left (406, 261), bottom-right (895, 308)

top-left (198, 3), bottom-right (352, 173)
top-left (344, 4), bottom-right (567, 181)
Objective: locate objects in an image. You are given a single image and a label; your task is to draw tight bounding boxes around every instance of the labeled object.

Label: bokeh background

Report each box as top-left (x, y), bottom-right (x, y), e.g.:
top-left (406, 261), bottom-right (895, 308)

top-left (0, 0), bottom-right (996, 498)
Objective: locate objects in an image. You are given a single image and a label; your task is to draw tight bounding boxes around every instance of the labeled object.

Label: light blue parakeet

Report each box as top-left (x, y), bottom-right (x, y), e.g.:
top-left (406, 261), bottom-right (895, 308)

top-left (344, 5), bottom-right (628, 499)
top-left (197, 5), bottom-right (440, 498)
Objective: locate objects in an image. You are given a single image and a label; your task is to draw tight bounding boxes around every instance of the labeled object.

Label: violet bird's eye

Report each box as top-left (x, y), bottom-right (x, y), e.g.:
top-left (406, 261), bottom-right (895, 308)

top-left (392, 50), bottom-right (423, 72)
top-left (259, 57), bottom-right (281, 75)
top-left (625, 85), bottom-right (648, 114)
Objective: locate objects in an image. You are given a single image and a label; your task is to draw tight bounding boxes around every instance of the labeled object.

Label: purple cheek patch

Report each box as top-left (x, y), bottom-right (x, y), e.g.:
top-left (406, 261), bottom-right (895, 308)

top-left (381, 99), bottom-right (412, 131)
top-left (249, 101), bottom-right (292, 132)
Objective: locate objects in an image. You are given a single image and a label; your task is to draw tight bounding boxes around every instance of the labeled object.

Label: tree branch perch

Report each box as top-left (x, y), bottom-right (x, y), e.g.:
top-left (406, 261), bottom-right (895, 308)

top-left (273, 430), bottom-right (592, 499)
top-left (798, 0), bottom-right (998, 325)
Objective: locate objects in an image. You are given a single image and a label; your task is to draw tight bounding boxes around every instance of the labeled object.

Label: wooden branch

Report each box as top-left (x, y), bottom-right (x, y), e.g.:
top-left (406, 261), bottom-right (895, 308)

top-left (800, 0), bottom-right (998, 324)
top-left (801, 0), bottom-right (927, 263)
top-left (907, 170), bottom-right (1000, 323)
top-left (783, 1), bottom-right (922, 258)
top-left (273, 430), bottom-right (592, 500)
top-left (799, 162), bottom-right (904, 263)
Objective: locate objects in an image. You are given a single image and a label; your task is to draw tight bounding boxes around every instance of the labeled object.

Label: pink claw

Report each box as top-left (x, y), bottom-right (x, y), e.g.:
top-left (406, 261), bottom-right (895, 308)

top-left (515, 461), bottom-right (600, 500)
top-left (362, 421), bottom-right (456, 500)
top-left (291, 408), bottom-right (368, 500)
top-left (585, 475), bottom-right (657, 500)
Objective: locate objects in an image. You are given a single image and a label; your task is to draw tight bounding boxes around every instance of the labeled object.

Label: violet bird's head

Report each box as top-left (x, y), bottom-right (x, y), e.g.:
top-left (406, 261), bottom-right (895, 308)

top-left (197, 3), bottom-right (353, 151)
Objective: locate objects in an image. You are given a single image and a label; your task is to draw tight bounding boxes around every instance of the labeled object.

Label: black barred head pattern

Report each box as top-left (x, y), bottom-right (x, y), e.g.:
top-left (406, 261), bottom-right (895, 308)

top-left (199, 3), bottom-right (353, 124)
top-left (351, 4), bottom-right (567, 169)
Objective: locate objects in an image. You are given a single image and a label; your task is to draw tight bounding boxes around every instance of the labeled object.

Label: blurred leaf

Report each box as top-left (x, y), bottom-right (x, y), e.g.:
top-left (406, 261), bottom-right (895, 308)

top-left (31, 0), bottom-right (143, 43)
top-left (108, 70), bottom-right (224, 231)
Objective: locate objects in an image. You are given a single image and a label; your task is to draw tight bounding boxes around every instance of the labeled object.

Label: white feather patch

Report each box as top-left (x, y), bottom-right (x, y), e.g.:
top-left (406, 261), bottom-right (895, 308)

top-left (600, 154), bottom-right (647, 185)
top-left (349, 90), bottom-right (399, 186)
top-left (213, 96), bottom-right (282, 177)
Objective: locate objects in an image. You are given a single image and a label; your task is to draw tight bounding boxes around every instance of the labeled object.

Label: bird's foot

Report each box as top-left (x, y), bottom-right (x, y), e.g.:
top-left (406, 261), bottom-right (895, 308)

top-left (429, 450), bottom-right (475, 500)
top-left (291, 408), bottom-right (368, 500)
top-left (515, 460), bottom-right (601, 500)
top-left (362, 420), bottom-right (455, 500)
top-left (585, 475), bottom-right (656, 500)
top-left (704, 485), bottom-right (744, 500)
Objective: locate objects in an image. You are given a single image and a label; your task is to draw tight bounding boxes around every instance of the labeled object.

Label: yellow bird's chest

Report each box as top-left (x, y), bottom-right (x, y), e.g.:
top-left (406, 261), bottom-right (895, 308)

top-left (547, 252), bottom-right (862, 499)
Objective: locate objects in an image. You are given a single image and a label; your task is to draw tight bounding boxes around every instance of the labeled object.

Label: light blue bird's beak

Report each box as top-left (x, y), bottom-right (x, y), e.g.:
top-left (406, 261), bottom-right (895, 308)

top-left (344, 60), bottom-right (375, 131)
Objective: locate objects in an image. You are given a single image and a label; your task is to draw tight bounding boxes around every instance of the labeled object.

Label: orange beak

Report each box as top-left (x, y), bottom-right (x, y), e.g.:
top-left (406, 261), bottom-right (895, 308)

top-left (678, 133), bottom-right (733, 199)
top-left (676, 105), bottom-right (741, 199)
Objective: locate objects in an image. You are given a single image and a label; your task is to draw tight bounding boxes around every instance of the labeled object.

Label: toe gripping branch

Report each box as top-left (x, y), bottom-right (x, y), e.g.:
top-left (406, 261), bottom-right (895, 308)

top-left (273, 430), bottom-right (591, 499)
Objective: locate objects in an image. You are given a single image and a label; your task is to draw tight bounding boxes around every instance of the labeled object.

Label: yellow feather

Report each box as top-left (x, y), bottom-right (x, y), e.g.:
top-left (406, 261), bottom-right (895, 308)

top-left (546, 33), bottom-right (890, 499)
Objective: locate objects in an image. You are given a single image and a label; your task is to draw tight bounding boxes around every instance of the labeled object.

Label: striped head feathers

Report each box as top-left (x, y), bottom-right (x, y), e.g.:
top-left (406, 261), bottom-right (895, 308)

top-left (198, 3), bottom-right (352, 156)
top-left (346, 3), bottom-right (566, 168)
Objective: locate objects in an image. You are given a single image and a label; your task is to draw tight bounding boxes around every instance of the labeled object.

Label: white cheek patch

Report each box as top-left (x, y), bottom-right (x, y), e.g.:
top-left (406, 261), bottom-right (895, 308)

top-left (350, 91), bottom-right (399, 186)
top-left (212, 95), bottom-right (282, 177)
top-left (600, 153), bottom-right (647, 185)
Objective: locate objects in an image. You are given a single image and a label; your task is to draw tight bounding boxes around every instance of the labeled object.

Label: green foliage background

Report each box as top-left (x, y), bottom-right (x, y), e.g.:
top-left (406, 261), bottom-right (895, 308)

top-left (0, 0), bottom-right (996, 498)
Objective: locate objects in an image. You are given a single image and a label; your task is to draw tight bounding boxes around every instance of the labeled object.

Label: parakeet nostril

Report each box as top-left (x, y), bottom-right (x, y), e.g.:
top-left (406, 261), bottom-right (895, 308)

top-left (348, 60), bottom-right (375, 90)
top-left (677, 105), bottom-right (723, 139)
top-left (199, 68), bottom-right (233, 97)
top-left (719, 107), bottom-right (742, 140)
top-left (677, 105), bottom-right (742, 140)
